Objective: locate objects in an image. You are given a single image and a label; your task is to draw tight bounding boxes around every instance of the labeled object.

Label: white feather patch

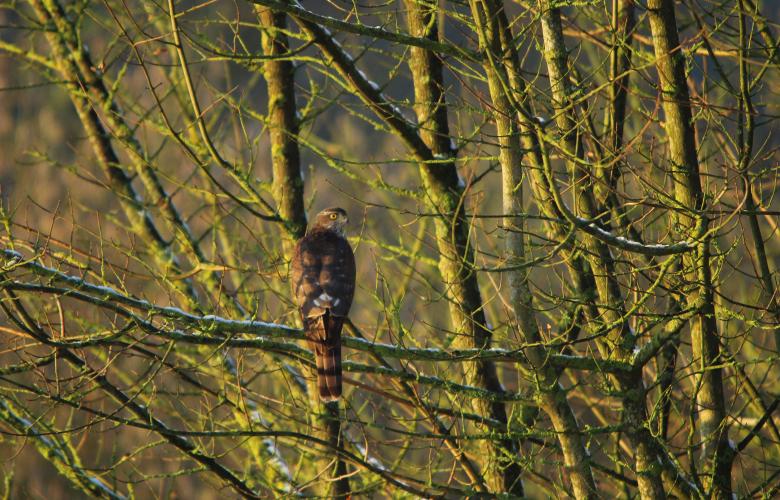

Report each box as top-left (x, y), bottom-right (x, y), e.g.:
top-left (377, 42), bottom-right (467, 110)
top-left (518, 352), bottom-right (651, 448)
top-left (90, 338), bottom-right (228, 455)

top-left (314, 292), bottom-right (338, 308)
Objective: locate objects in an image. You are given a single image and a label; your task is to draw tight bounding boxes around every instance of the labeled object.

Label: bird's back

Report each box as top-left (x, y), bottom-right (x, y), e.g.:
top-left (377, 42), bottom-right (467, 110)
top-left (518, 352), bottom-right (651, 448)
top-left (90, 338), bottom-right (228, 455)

top-left (291, 228), bottom-right (355, 319)
top-left (291, 227), bottom-right (355, 401)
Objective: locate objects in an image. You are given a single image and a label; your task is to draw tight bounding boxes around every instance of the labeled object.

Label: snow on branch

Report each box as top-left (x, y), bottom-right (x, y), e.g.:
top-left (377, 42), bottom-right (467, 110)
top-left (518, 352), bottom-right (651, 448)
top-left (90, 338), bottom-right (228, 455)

top-left (1, 249), bottom-right (633, 374)
top-left (278, 7), bottom-right (435, 163)
top-left (572, 215), bottom-right (695, 256)
top-left (247, 0), bottom-right (480, 62)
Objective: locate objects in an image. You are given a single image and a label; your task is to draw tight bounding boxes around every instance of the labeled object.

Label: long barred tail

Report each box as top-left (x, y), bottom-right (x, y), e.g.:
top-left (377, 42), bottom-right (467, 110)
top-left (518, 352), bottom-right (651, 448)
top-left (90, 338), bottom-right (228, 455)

top-left (304, 314), bottom-right (343, 401)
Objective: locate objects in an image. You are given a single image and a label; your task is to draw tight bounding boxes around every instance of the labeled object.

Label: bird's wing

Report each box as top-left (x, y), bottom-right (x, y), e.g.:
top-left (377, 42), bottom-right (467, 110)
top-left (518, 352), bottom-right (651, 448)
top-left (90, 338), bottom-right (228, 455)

top-left (291, 235), bottom-right (325, 317)
top-left (292, 231), bottom-right (355, 318)
top-left (317, 235), bottom-right (356, 317)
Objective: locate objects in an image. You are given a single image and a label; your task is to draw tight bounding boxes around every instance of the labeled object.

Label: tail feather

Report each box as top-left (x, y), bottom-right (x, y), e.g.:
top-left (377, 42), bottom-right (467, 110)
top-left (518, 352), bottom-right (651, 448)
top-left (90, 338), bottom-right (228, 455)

top-left (304, 314), bottom-right (343, 401)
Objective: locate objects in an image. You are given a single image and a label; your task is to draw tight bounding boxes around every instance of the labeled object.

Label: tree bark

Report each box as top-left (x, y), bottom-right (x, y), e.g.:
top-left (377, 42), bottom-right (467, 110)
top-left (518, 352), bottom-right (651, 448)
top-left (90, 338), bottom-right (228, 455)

top-left (647, 0), bottom-right (732, 496)
top-left (536, 1), bottom-right (667, 497)
top-left (467, 0), bottom-right (601, 497)
top-left (258, 8), bottom-right (348, 497)
top-left (404, 1), bottom-right (521, 494)
top-left (258, 9), bottom-right (307, 241)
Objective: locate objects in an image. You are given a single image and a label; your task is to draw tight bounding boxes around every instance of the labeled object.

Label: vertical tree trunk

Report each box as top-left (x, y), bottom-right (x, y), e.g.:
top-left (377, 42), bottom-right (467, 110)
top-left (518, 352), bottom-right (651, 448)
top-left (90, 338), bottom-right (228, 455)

top-left (258, 9), bottom-right (306, 242)
top-left (258, 8), bottom-right (348, 497)
top-left (606, 0), bottom-right (636, 158)
top-left (404, 1), bottom-right (522, 494)
top-left (467, 0), bottom-right (599, 496)
top-left (536, 1), bottom-right (666, 497)
top-left (735, 0), bottom-right (780, 352)
top-left (598, 0), bottom-right (636, 204)
top-left (647, 0), bottom-right (732, 496)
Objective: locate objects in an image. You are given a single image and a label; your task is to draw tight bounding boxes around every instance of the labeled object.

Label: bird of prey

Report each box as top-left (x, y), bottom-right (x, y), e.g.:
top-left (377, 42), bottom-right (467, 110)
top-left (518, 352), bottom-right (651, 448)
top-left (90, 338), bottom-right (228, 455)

top-left (290, 208), bottom-right (356, 401)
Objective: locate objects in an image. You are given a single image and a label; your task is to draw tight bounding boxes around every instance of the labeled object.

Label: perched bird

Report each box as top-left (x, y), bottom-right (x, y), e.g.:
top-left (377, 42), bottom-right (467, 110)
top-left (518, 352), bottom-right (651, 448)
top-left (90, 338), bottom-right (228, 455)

top-left (290, 208), bottom-right (356, 401)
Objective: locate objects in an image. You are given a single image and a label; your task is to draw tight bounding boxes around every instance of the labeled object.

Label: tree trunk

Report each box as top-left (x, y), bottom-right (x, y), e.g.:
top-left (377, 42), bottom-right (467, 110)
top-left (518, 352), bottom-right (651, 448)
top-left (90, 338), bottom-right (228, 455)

top-left (258, 8), bottom-right (349, 497)
top-left (647, 0), bottom-right (732, 496)
top-left (404, 2), bottom-right (522, 494)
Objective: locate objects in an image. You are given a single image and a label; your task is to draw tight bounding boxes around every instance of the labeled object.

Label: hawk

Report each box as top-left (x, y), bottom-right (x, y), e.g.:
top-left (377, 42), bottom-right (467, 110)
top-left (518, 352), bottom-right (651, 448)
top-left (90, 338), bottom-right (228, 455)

top-left (291, 208), bottom-right (356, 401)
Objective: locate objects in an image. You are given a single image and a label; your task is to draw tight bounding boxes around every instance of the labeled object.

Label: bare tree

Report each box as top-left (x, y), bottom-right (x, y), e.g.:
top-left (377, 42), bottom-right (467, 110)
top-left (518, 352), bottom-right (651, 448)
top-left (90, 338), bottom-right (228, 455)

top-left (0, 0), bottom-right (779, 497)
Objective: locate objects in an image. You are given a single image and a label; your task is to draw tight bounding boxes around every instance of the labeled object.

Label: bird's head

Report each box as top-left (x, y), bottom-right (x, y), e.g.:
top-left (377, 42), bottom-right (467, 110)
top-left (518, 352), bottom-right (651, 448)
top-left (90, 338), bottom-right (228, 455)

top-left (313, 207), bottom-right (349, 235)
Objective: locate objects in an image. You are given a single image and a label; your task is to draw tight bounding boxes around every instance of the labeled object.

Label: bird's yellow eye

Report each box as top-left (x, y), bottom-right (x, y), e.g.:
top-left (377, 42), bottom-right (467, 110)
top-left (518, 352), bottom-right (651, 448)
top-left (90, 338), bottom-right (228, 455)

top-left (329, 213), bottom-right (338, 220)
